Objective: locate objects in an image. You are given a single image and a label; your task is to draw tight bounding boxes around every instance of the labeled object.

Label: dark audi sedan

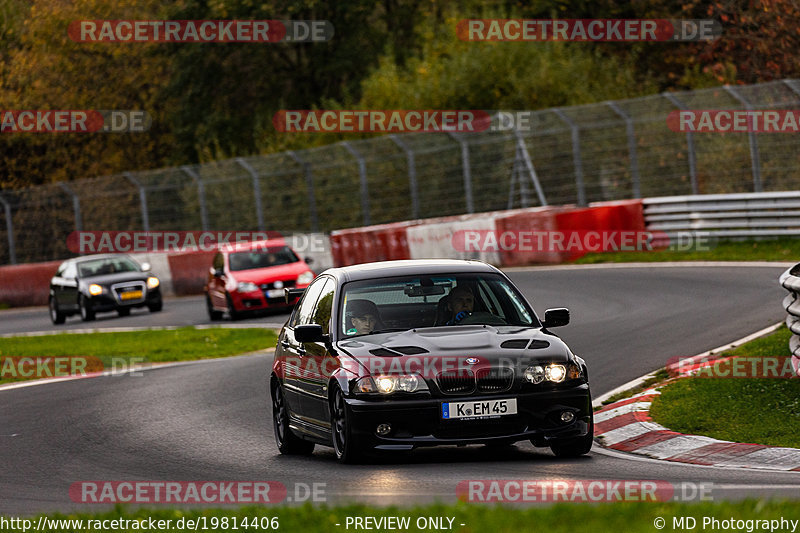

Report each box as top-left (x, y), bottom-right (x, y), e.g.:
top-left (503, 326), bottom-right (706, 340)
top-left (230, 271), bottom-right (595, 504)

top-left (271, 259), bottom-right (592, 463)
top-left (49, 254), bottom-right (163, 323)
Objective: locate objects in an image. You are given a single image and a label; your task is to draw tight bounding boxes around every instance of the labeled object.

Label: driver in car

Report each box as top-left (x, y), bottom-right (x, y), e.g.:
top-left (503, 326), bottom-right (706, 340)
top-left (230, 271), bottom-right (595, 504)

top-left (446, 286), bottom-right (475, 325)
top-left (346, 299), bottom-right (384, 334)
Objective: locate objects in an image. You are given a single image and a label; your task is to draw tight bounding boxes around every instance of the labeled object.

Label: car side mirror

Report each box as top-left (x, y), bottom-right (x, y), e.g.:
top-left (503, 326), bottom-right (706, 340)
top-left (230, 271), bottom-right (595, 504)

top-left (294, 324), bottom-right (327, 343)
top-left (140, 262), bottom-right (151, 272)
top-left (304, 257), bottom-right (314, 265)
top-left (213, 268), bottom-right (224, 277)
top-left (543, 308), bottom-right (570, 328)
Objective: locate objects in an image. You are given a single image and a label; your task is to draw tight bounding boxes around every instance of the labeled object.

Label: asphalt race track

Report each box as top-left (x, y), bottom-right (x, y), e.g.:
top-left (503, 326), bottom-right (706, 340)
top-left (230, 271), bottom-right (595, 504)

top-left (2, 264), bottom-right (799, 515)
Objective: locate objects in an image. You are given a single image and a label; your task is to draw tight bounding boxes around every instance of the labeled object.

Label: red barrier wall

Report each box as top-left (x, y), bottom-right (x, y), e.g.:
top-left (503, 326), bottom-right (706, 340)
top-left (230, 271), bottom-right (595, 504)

top-left (0, 261), bottom-right (62, 307)
top-left (554, 200), bottom-right (645, 261)
top-left (166, 251), bottom-right (216, 296)
top-left (494, 206), bottom-right (567, 266)
top-left (330, 221), bottom-right (413, 267)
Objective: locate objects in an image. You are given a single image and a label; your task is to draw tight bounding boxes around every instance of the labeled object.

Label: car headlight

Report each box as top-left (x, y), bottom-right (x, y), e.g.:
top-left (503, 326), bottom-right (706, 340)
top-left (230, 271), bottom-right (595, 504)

top-left (525, 364), bottom-right (569, 384)
top-left (355, 374), bottom-right (428, 394)
top-left (296, 271), bottom-right (314, 285)
top-left (237, 281), bottom-right (259, 292)
top-left (88, 284), bottom-right (103, 296)
top-left (146, 277), bottom-right (160, 289)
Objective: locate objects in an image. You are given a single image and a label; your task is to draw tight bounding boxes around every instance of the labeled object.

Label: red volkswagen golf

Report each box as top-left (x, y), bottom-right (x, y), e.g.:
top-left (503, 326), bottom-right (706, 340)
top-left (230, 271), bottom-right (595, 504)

top-left (204, 239), bottom-right (315, 320)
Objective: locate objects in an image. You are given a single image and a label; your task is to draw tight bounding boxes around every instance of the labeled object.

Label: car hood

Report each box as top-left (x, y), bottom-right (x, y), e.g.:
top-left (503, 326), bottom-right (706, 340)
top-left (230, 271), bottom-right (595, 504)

top-left (335, 325), bottom-right (573, 376)
top-left (80, 272), bottom-right (149, 285)
top-left (230, 261), bottom-right (310, 284)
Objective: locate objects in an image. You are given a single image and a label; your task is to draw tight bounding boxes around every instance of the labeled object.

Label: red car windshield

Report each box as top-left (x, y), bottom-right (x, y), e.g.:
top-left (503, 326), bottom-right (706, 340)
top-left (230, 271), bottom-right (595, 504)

top-left (228, 247), bottom-right (299, 271)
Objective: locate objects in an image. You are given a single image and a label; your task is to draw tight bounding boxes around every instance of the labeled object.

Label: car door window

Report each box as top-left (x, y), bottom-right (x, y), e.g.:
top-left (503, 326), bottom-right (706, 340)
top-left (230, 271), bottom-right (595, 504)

top-left (63, 262), bottom-right (77, 280)
top-left (311, 279), bottom-right (335, 334)
top-left (291, 276), bottom-right (328, 327)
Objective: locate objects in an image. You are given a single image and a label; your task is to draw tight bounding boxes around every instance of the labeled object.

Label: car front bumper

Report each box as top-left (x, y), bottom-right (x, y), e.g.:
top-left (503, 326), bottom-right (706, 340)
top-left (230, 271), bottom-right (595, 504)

top-left (88, 287), bottom-right (161, 312)
top-left (345, 383), bottom-right (592, 449)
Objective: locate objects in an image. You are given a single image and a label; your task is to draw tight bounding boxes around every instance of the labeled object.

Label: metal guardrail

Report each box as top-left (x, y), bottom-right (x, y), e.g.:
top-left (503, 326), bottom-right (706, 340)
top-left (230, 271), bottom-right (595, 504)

top-left (779, 264), bottom-right (800, 376)
top-left (644, 191), bottom-right (800, 240)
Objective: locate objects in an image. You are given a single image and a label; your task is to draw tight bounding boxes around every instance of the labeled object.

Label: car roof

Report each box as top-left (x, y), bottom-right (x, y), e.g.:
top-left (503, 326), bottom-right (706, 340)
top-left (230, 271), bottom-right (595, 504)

top-left (322, 259), bottom-right (501, 283)
top-left (72, 254), bottom-right (134, 263)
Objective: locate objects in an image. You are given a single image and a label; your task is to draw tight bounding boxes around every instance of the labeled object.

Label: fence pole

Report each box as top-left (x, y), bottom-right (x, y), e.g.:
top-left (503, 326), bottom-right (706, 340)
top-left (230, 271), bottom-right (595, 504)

top-left (0, 193), bottom-right (16, 264)
top-left (58, 182), bottom-right (83, 232)
top-left (606, 101), bottom-right (642, 198)
top-left (724, 85), bottom-right (762, 192)
top-left (446, 132), bottom-right (474, 214)
top-left (181, 166), bottom-right (209, 231)
top-left (235, 158), bottom-right (265, 232)
top-left (389, 135), bottom-right (420, 219)
top-left (123, 172), bottom-right (150, 232)
top-left (341, 141), bottom-right (371, 225)
top-left (552, 109), bottom-right (587, 206)
top-left (287, 151), bottom-right (319, 232)
top-left (512, 128), bottom-right (548, 206)
top-left (663, 92), bottom-right (699, 195)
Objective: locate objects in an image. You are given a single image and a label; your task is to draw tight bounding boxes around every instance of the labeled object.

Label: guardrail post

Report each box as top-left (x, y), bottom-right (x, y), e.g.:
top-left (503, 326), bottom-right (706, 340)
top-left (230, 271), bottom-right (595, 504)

top-left (181, 166), bottom-right (209, 231)
top-left (235, 158), bottom-right (265, 232)
top-left (123, 172), bottom-right (150, 233)
top-left (552, 109), bottom-right (587, 206)
top-left (446, 131), bottom-right (474, 214)
top-left (341, 141), bottom-right (371, 226)
top-left (663, 92), bottom-right (699, 195)
top-left (287, 151), bottom-right (319, 232)
top-left (606, 101), bottom-right (642, 198)
top-left (58, 182), bottom-right (83, 232)
top-left (512, 128), bottom-right (548, 207)
top-left (389, 134), bottom-right (420, 219)
top-left (724, 85), bottom-right (762, 193)
top-left (0, 193), bottom-right (17, 264)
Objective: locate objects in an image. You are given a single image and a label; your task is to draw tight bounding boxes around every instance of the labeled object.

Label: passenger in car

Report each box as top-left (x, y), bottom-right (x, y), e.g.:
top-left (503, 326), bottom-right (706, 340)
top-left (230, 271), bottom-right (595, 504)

top-left (346, 299), bottom-right (385, 334)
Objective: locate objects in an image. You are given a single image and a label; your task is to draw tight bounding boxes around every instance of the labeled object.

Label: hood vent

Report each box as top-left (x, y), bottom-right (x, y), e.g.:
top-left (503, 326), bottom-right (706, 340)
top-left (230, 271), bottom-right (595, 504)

top-left (528, 340), bottom-right (550, 349)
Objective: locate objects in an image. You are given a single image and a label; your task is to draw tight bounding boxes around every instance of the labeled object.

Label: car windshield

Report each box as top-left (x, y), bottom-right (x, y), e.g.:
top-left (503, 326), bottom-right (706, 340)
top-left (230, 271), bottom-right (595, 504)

top-left (77, 257), bottom-right (140, 277)
top-left (229, 247), bottom-right (299, 271)
top-left (340, 273), bottom-right (538, 337)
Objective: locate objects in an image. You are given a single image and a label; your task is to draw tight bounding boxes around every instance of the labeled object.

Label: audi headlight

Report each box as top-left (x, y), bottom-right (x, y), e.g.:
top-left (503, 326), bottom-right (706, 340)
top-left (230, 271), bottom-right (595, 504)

top-left (146, 277), bottom-right (160, 289)
top-left (355, 374), bottom-right (427, 394)
top-left (296, 271), bottom-right (314, 285)
top-left (237, 281), bottom-right (258, 293)
top-left (88, 284), bottom-right (103, 296)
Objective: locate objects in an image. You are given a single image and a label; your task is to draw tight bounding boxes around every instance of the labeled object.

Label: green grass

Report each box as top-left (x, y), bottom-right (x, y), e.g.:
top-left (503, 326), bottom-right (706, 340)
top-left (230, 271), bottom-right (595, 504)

top-left (574, 237), bottom-right (800, 264)
top-left (4, 501), bottom-right (798, 533)
top-left (0, 327), bottom-right (277, 384)
top-left (649, 327), bottom-right (800, 448)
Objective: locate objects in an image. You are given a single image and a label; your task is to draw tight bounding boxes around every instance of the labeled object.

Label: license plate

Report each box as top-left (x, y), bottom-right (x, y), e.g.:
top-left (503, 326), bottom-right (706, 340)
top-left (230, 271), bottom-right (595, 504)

top-left (442, 398), bottom-right (517, 420)
top-left (119, 290), bottom-right (142, 300)
top-left (266, 289), bottom-right (284, 299)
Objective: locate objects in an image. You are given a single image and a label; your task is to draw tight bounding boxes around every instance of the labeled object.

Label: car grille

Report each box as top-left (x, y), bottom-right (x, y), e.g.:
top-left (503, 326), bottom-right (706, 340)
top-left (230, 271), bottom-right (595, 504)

top-left (437, 367), bottom-right (515, 395)
top-left (476, 367), bottom-right (514, 393)
top-left (437, 370), bottom-right (475, 395)
top-left (260, 280), bottom-right (296, 290)
top-left (111, 281), bottom-right (146, 304)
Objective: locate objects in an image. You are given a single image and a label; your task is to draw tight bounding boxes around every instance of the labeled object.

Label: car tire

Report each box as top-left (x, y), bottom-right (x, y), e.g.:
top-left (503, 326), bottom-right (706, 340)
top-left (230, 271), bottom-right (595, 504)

top-left (49, 297), bottom-right (66, 325)
top-left (226, 293), bottom-right (242, 321)
top-left (147, 300), bottom-right (163, 313)
top-left (272, 383), bottom-right (315, 455)
top-left (117, 308), bottom-right (131, 317)
top-left (331, 386), bottom-right (366, 464)
top-left (79, 295), bottom-right (95, 322)
top-left (206, 294), bottom-right (223, 321)
top-left (549, 417), bottom-right (594, 458)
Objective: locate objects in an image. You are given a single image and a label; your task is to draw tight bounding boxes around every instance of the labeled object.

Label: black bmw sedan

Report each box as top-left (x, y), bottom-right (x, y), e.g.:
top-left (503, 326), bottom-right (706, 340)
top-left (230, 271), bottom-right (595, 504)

top-left (49, 254), bottom-right (163, 324)
top-left (270, 259), bottom-right (592, 463)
